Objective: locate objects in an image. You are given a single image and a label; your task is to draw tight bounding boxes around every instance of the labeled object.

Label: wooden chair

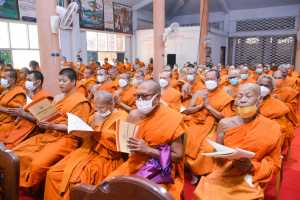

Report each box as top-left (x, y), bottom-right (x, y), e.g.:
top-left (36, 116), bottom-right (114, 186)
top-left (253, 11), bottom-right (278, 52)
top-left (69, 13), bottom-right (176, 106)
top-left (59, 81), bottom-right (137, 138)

top-left (70, 174), bottom-right (175, 200)
top-left (275, 156), bottom-right (284, 200)
top-left (180, 124), bottom-right (189, 200)
top-left (0, 142), bottom-right (20, 200)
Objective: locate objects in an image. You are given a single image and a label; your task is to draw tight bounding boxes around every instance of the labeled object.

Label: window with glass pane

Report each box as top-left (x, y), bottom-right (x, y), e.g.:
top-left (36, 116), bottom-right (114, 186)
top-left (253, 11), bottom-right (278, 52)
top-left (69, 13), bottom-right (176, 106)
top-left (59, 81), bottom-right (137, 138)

top-left (98, 52), bottom-right (116, 64)
top-left (9, 23), bottom-right (29, 49)
top-left (97, 33), bottom-right (107, 51)
top-left (86, 32), bottom-right (97, 51)
top-left (116, 35), bottom-right (124, 51)
top-left (107, 34), bottom-right (116, 51)
top-left (88, 52), bottom-right (98, 63)
top-left (28, 25), bottom-right (39, 49)
top-left (12, 50), bottom-right (40, 69)
top-left (0, 51), bottom-right (11, 64)
top-left (0, 22), bottom-right (10, 48)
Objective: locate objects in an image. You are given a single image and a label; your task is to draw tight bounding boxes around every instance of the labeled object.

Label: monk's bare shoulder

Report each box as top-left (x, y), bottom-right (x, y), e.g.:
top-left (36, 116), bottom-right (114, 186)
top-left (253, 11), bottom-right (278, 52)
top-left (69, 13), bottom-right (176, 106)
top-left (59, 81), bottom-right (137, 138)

top-left (127, 109), bottom-right (144, 124)
top-left (219, 116), bottom-right (243, 132)
top-left (52, 93), bottom-right (65, 104)
top-left (222, 85), bottom-right (231, 92)
top-left (194, 89), bottom-right (206, 97)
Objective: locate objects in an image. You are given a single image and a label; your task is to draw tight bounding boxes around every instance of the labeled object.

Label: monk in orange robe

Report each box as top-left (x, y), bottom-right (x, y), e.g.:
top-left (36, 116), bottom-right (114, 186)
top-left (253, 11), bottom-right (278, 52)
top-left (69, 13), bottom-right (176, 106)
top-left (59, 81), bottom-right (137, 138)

top-left (0, 61), bottom-right (10, 93)
top-left (60, 56), bottom-right (76, 70)
top-left (239, 67), bottom-right (256, 84)
top-left (222, 70), bottom-right (241, 116)
top-left (104, 80), bottom-right (186, 200)
top-left (147, 58), bottom-right (154, 75)
top-left (271, 70), bottom-right (300, 149)
top-left (163, 66), bottom-right (181, 91)
top-left (29, 60), bottom-right (42, 72)
top-left (278, 64), bottom-right (299, 92)
top-left (113, 73), bottom-right (137, 112)
top-left (101, 58), bottom-right (112, 70)
top-left (250, 63), bottom-right (266, 81)
top-left (88, 58), bottom-right (97, 74)
top-left (181, 68), bottom-right (206, 122)
top-left (160, 71), bottom-right (181, 112)
top-left (195, 83), bottom-right (281, 199)
top-left (124, 58), bottom-right (131, 72)
top-left (257, 75), bottom-right (291, 151)
top-left (65, 65), bottom-right (89, 97)
top-left (0, 71), bottom-right (53, 149)
top-left (109, 68), bottom-right (121, 89)
top-left (0, 69), bottom-right (26, 132)
top-left (12, 68), bottom-right (91, 188)
top-left (18, 67), bottom-right (30, 90)
top-left (80, 69), bottom-right (98, 87)
top-left (87, 68), bottom-right (117, 124)
top-left (287, 64), bottom-right (300, 79)
top-left (75, 58), bottom-right (88, 81)
top-left (141, 66), bottom-right (152, 80)
top-left (172, 64), bottom-right (179, 80)
top-left (217, 63), bottom-right (227, 77)
top-left (5, 64), bottom-right (22, 86)
top-left (185, 69), bottom-right (233, 185)
top-left (44, 90), bottom-right (127, 200)
top-left (113, 59), bottom-right (126, 73)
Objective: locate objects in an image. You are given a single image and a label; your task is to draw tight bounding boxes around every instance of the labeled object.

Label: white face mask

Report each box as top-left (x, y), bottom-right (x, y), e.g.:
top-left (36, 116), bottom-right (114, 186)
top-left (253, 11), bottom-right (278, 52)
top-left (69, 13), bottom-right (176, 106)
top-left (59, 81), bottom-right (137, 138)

top-left (187, 75), bottom-right (195, 82)
top-left (124, 61), bottom-right (128, 64)
top-left (76, 62), bottom-right (81, 66)
top-left (159, 79), bottom-right (169, 88)
top-left (119, 79), bottom-right (128, 87)
top-left (173, 66), bottom-right (178, 70)
top-left (137, 79), bottom-right (143, 84)
top-left (25, 81), bottom-right (38, 91)
top-left (99, 108), bottom-right (111, 117)
top-left (183, 68), bottom-right (187, 72)
top-left (205, 80), bottom-right (218, 90)
top-left (136, 94), bottom-right (157, 114)
top-left (29, 67), bottom-right (33, 71)
top-left (97, 75), bottom-right (105, 83)
top-left (60, 61), bottom-right (64, 65)
top-left (1, 79), bottom-right (10, 88)
top-left (260, 86), bottom-right (270, 97)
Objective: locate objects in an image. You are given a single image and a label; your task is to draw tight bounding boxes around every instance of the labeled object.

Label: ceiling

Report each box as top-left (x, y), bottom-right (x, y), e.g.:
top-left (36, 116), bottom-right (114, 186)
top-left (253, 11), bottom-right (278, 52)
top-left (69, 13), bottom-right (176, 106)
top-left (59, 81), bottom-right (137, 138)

top-left (125, 0), bottom-right (300, 18)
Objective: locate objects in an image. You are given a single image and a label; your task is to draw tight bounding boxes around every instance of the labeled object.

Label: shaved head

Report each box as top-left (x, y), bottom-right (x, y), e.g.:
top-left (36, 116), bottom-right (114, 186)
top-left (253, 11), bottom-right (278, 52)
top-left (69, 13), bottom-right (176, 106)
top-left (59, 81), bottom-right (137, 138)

top-left (161, 71), bottom-right (172, 79)
top-left (121, 72), bottom-right (131, 80)
top-left (187, 68), bottom-right (197, 74)
top-left (228, 70), bottom-right (239, 77)
top-left (240, 67), bottom-right (249, 73)
top-left (238, 83), bottom-right (261, 97)
top-left (94, 90), bottom-right (113, 103)
top-left (21, 67), bottom-right (30, 73)
top-left (272, 70), bottom-right (284, 78)
top-left (163, 65), bottom-right (172, 71)
top-left (139, 80), bottom-right (161, 94)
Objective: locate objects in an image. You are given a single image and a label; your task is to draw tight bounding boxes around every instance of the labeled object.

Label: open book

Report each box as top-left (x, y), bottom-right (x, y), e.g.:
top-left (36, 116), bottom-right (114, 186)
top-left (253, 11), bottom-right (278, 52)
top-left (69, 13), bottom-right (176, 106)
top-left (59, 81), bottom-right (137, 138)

top-left (67, 113), bottom-right (100, 139)
top-left (27, 96), bottom-right (62, 122)
top-left (116, 119), bottom-right (145, 153)
top-left (202, 139), bottom-right (255, 160)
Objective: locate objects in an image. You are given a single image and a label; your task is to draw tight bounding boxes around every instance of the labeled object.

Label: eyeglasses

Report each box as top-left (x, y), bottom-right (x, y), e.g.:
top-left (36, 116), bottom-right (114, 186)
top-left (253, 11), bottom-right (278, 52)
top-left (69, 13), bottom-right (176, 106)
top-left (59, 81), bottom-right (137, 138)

top-left (228, 76), bottom-right (239, 80)
top-left (133, 93), bottom-right (156, 100)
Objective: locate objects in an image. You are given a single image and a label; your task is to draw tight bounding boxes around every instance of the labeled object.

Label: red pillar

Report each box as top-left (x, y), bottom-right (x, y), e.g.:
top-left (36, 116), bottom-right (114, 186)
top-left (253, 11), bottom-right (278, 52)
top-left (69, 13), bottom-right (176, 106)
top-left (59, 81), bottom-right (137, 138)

top-left (199, 0), bottom-right (209, 65)
top-left (36, 0), bottom-right (61, 96)
top-left (153, 0), bottom-right (165, 81)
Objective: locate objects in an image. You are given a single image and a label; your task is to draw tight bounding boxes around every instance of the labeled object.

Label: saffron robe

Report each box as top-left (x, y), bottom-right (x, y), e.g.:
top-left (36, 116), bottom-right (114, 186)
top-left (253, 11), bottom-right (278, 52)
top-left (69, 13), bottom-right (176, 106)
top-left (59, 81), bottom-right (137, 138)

top-left (138, 61), bottom-right (145, 68)
top-left (219, 68), bottom-right (227, 77)
top-left (172, 70), bottom-right (179, 80)
top-left (44, 110), bottom-right (128, 200)
top-left (0, 87), bottom-right (26, 132)
top-left (218, 77), bottom-right (229, 89)
top-left (283, 76), bottom-right (299, 92)
top-left (63, 62), bottom-right (76, 70)
top-left (12, 92), bottom-right (91, 188)
top-left (291, 70), bottom-right (300, 79)
top-left (111, 78), bottom-right (121, 90)
top-left (102, 63), bottom-right (112, 70)
top-left (161, 88), bottom-right (182, 112)
top-left (271, 87), bottom-right (300, 149)
top-left (76, 82), bottom-right (88, 97)
top-left (81, 77), bottom-right (98, 87)
top-left (125, 63), bottom-right (131, 71)
top-left (223, 84), bottom-right (241, 116)
top-left (170, 79), bottom-right (181, 92)
top-left (185, 89), bottom-right (233, 175)
top-left (251, 73), bottom-right (266, 81)
top-left (77, 64), bottom-right (88, 81)
top-left (104, 104), bottom-right (186, 200)
top-left (0, 90), bottom-right (53, 149)
top-left (239, 77), bottom-right (256, 85)
top-left (117, 62), bottom-right (126, 73)
top-left (115, 87), bottom-right (137, 112)
top-left (194, 114), bottom-right (281, 200)
top-left (148, 63), bottom-right (153, 75)
top-left (259, 96), bottom-right (291, 151)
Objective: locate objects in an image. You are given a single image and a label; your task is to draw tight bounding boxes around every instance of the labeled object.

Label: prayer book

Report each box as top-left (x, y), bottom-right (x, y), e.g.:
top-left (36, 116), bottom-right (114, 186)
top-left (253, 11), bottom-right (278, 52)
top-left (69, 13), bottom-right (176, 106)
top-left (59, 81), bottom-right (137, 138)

top-left (27, 96), bottom-right (62, 122)
top-left (202, 139), bottom-right (255, 160)
top-left (116, 119), bottom-right (145, 153)
top-left (180, 106), bottom-right (186, 113)
top-left (67, 113), bottom-right (100, 139)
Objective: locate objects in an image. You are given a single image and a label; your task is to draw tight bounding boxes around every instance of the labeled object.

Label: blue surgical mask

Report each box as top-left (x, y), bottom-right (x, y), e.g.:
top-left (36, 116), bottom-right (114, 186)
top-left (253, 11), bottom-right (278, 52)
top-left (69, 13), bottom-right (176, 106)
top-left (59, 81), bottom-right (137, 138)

top-left (241, 74), bottom-right (248, 80)
top-left (137, 79), bottom-right (143, 84)
top-left (198, 68), bottom-right (203, 72)
top-left (183, 68), bottom-right (187, 72)
top-left (256, 69), bottom-right (263, 74)
top-left (205, 69), bottom-right (209, 73)
top-left (229, 78), bottom-right (239, 86)
top-left (219, 68), bottom-right (222, 71)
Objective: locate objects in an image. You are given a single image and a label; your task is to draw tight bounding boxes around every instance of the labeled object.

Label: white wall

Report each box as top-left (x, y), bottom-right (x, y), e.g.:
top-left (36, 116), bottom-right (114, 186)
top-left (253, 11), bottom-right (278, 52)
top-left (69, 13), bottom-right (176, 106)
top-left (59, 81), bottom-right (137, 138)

top-left (60, 29), bottom-right (72, 62)
top-left (208, 31), bottom-right (227, 65)
top-left (125, 36), bottom-right (131, 63)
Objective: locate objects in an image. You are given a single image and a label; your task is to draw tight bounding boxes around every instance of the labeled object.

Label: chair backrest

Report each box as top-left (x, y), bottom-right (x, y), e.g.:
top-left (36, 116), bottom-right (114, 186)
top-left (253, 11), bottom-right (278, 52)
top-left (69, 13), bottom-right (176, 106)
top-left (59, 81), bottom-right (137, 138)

top-left (0, 142), bottom-right (20, 200)
top-left (182, 124), bottom-right (189, 167)
top-left (70, 175), bottom-right (175, 200)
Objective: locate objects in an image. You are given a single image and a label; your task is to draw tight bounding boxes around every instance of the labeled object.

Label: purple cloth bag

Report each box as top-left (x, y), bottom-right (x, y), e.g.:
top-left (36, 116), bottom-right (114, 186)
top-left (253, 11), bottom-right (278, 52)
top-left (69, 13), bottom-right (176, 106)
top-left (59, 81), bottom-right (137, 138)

top-left (136, 143), bottom-right (174, 184)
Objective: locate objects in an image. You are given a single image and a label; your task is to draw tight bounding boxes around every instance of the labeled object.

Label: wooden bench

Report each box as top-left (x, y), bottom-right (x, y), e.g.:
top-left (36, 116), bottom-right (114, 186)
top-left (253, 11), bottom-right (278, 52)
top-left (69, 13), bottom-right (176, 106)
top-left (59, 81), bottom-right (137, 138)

top-left (70, 174), bottom-right (175, 200)
top-left (0, 142), bottom-right (20, 200)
